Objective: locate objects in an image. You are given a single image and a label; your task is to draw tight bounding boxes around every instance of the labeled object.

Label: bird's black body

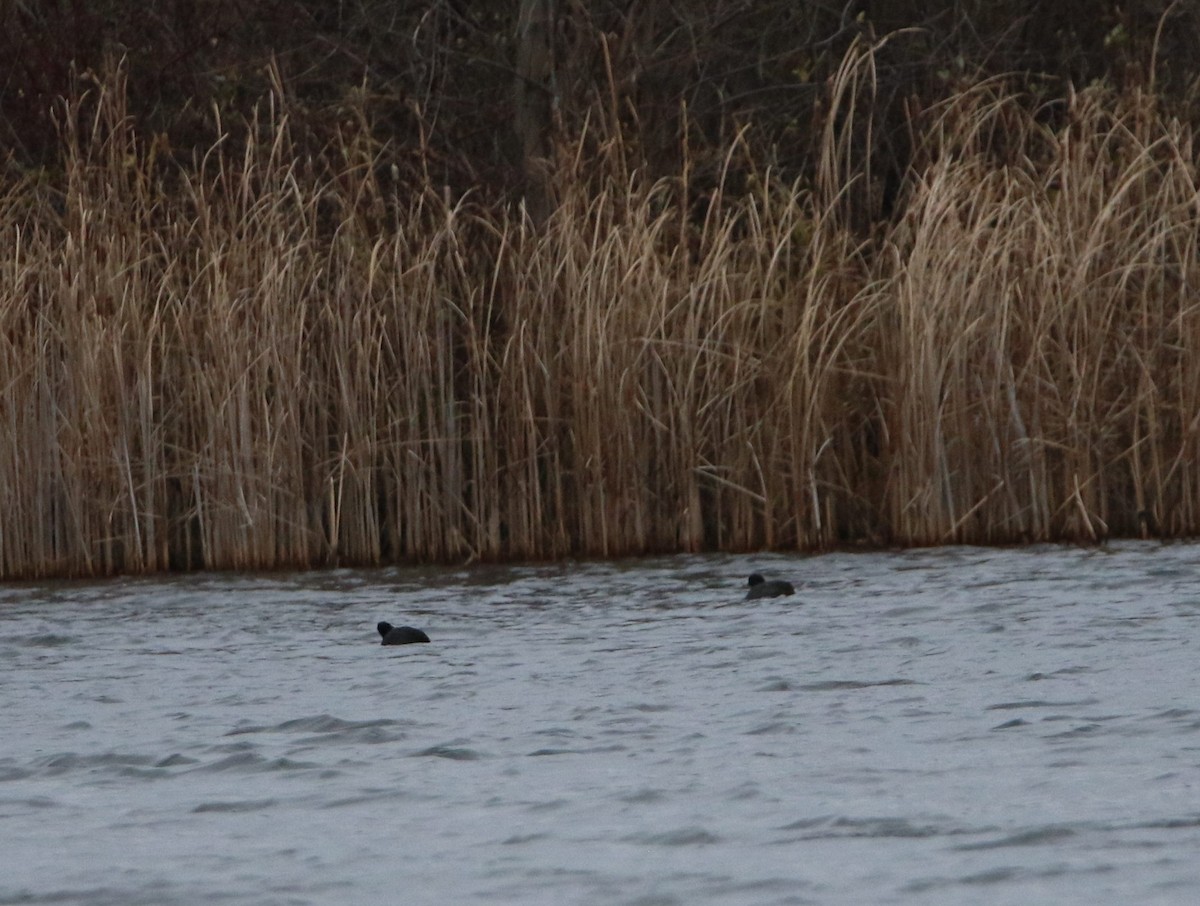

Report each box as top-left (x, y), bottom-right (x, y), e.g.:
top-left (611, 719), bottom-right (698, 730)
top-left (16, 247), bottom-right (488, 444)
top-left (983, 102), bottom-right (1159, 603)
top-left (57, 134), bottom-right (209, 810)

top-left (377, 622), bottom-right (431, 645)
top-left (745, 573), bottom-right (796, 600)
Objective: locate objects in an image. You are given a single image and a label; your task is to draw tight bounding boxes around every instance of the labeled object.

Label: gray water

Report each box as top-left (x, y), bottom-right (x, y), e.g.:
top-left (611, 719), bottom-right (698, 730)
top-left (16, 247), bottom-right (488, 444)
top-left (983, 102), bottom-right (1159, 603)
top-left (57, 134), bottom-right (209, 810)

top-left (2, 542), bottom-right (1199, 905)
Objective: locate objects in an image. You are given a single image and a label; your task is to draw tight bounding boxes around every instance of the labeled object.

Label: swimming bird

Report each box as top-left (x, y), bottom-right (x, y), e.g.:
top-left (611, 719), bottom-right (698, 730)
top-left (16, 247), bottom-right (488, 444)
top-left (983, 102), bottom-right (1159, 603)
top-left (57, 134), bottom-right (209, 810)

top-left (745, 573), bottom-right (795, 600)
top-left (377, 622), bottom-right (431, 645)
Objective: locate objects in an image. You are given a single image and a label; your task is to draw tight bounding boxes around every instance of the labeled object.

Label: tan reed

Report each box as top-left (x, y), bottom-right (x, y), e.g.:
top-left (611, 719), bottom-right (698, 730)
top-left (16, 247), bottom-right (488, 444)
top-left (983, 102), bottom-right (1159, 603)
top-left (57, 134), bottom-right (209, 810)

top-left (2, 62), bottom-right (1200, 576)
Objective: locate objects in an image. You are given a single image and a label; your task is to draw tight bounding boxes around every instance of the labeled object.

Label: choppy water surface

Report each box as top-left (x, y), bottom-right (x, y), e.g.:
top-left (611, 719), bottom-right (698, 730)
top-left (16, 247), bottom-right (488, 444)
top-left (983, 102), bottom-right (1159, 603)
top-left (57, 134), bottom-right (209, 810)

top-left (3, 542), bottom-right (1200, 905)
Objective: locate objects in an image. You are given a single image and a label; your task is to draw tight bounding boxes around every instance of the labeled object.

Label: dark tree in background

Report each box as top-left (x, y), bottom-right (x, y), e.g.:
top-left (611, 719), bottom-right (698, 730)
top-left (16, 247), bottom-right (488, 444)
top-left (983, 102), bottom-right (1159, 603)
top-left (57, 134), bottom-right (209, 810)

top-left (1, 1), bottom-right (1197, 207)
top-left (514, 0), bottom-right (556, 221)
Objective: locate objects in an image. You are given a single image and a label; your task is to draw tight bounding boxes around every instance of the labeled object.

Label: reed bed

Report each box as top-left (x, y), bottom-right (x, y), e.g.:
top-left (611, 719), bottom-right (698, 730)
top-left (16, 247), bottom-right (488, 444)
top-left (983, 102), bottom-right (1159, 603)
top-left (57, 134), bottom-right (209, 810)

top-left (3, 65), bottom-right (1200, 576)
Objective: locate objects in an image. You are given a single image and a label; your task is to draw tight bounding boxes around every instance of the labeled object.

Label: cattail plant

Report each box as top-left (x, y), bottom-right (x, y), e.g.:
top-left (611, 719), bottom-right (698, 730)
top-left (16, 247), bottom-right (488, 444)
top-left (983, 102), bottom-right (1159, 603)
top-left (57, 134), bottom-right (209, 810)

top-left (3, 50), bottom-right (1200, 577)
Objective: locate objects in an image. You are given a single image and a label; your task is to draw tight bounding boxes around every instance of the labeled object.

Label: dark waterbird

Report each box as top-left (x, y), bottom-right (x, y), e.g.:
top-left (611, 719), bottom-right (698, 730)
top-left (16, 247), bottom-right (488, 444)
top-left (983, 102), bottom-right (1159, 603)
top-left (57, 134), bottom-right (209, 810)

top-left (377, 622), bottom-right (431, 645)
top-left (745, 573), bottom-right (795, 600)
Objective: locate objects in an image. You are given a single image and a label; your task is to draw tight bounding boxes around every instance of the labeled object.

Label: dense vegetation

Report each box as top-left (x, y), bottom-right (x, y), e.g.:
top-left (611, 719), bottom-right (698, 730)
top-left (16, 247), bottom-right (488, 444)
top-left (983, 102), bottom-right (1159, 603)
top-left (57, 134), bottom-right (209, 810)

top-left (2, 2), bottom-right (1199, 576)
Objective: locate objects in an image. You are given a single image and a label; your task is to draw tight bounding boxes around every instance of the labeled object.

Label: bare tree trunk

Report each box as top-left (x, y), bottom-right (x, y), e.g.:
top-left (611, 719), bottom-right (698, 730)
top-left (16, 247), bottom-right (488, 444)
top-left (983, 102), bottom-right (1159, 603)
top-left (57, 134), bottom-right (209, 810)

top-left (514, 0), bottom-right (557, 224)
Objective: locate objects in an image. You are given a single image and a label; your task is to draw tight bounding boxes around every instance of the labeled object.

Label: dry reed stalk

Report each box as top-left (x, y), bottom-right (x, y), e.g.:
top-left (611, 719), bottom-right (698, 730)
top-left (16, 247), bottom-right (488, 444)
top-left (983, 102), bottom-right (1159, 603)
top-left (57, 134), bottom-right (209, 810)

top-left (879, 84), bottom-right (1200, 543)
top-left (5, 55), bottom-right (1200, 577)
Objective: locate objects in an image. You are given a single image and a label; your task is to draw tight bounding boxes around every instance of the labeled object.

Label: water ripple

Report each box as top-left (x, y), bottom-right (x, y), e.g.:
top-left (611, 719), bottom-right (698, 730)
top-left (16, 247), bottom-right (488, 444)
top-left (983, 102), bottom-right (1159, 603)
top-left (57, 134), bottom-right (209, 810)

top-left (3, 541), bottom-right (1200, 903)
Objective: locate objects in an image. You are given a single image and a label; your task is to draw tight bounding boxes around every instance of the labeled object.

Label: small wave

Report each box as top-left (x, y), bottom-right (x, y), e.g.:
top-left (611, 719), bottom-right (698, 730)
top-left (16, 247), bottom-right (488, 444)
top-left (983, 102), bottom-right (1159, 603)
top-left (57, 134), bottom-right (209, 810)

top-left (412, 745), bottom-right (482, 761)
top-left (1122, 814), bottom-right (1200, 830)
top-left (799, 679), bottom-right (917, 691)
top-left (192, 798), bottom-right (278, 813)
top-left (1026, 665), bottom-right (1093, 681)
top-left (0, 885), bottom-right (181, 906)
top-left (778, 815), bottom-right (969, 840)
top-left (904, 867), bottom-right (1018, 892)
top-left (194, 753), bottom-right (322, 773)
top-left (1045, 722), bottom-right (1105, 739)
top-left (991, 718), bottom-right (1030, 730)
top-left (756, 678), bottom-right (792, 692)
top-left (501, 832), bottom-right (549, 844)
top-left (622, 826), bottom-right (720, 846)
top-left (956, 825), bottom-right (1076, 849)
top-left (527, 744), bottom-right (625, 756)
top-left (16, 634), bottom-right (76, 648)
top-left (35, 752), bottom-right (158, 776)
top-left (225, 714), bottom-right (406, 736)
top-left (0, 795), bottom-right (57, 814)
top-left (906, 861), bottom-right (1111, 894)
top-left (1144, 708), bottom-right (1198, 721)
top-left (882, 605), bottom-right (937, 617)
top-left (746, 721), bottom-right (795, 735)
top-left (986, 698), bottom-right (1099, 710)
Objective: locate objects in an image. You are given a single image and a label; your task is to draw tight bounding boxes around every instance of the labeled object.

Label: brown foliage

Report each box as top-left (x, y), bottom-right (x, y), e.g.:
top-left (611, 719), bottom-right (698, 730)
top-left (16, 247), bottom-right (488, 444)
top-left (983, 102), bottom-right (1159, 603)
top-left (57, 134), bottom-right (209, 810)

top-left (4, 50), bottom-right (1200, 575)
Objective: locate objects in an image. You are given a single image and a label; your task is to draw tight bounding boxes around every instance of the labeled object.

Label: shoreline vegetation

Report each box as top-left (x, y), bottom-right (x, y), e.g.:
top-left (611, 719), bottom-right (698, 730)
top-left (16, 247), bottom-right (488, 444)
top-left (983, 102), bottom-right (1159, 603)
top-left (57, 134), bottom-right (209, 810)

top-left (3, 41), bottom-right (1200, 578)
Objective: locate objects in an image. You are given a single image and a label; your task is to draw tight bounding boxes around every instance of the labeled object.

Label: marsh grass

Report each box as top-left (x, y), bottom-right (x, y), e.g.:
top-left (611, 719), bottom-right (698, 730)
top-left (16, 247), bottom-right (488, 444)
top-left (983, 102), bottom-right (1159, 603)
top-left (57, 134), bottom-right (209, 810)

top-left (3, 59), bottom-right (1200, 576)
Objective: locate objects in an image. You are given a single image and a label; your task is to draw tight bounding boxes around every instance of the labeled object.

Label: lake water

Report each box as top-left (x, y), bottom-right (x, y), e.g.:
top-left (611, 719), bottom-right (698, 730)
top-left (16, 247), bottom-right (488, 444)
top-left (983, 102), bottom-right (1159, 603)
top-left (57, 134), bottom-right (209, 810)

top-left (2, 542), bottom-right (1199, 905)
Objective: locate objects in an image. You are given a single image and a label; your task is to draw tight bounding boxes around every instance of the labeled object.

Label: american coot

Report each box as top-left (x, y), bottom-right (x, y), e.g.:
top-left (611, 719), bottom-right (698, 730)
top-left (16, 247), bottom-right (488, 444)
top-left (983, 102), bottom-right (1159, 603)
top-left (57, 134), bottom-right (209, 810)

top-left (745, 573), bottom-right (795, 600)
top-left (377, 622), bottom-right (431, 645)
